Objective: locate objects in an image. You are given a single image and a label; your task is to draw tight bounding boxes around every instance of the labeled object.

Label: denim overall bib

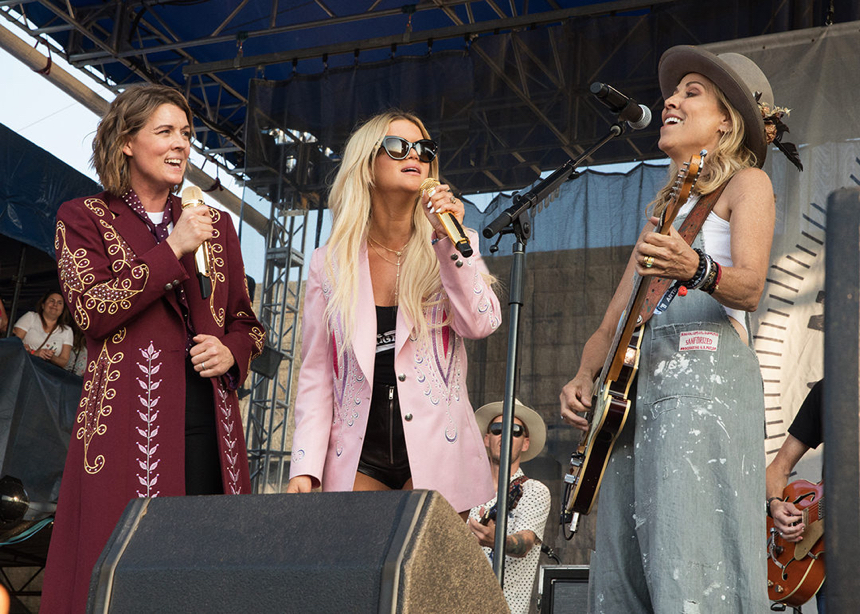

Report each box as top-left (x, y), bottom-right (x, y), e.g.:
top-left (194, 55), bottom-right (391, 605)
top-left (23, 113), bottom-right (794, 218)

top-left (588, 221), bottom-right (768, 613)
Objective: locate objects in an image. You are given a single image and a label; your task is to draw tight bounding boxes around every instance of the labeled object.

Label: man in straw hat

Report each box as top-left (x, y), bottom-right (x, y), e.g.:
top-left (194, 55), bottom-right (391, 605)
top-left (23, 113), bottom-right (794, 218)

top-left (560, 44), bottom-right (801, 613)
top-left (468, 400), bottom-right (550, 614)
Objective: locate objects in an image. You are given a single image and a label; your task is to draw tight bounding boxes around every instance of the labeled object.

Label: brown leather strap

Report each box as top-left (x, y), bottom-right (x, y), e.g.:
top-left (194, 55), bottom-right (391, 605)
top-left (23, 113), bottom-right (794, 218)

top-left (638, 182), bottom-right (730, 322)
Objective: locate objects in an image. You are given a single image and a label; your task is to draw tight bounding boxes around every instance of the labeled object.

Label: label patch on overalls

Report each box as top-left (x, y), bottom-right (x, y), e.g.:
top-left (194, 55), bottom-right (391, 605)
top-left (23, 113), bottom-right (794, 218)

top-left (678, 331), bottom-right (718, 352)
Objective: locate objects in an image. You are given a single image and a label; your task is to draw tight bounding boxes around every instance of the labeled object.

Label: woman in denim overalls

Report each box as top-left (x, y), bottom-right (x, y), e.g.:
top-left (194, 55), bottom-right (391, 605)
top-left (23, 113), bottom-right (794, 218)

top-left (561, 46), bottom-right (801, 613)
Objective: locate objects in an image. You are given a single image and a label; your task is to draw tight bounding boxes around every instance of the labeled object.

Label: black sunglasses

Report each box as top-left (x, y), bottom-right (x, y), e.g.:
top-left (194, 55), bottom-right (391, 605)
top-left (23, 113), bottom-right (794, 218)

top-left (379, 136), bottom-right (438, 163)
top-left (488, 422), bottom-right (526, 438)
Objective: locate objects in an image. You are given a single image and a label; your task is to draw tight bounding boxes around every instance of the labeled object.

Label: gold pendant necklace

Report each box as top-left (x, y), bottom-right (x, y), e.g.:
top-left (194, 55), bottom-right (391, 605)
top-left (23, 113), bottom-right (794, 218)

top-left (368, 235), bottom-right (407, 304)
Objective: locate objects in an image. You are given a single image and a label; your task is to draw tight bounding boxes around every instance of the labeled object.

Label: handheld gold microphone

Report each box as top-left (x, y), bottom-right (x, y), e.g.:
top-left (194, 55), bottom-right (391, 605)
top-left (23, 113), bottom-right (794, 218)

top-left (419, 178), bottom-right (473, 258)
top-left (180, 185), bottom-right (213, 299)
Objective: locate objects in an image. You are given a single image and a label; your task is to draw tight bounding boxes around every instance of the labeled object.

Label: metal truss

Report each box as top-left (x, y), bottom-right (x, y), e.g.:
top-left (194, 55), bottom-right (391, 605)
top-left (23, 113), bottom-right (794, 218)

top-left (3, 0), bottom-right (839, 196)
top-left (244, 189), bottom-right (307, 494)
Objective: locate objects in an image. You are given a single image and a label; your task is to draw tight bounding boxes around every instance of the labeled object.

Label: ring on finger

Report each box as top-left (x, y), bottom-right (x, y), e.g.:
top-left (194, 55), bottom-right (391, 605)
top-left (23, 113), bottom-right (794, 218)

top-left (643, 255), bottom-right (654, 268)
top-left (450, 194), bottom-right (455, 203)
top-left (201, 361), bottom-right (206, 370)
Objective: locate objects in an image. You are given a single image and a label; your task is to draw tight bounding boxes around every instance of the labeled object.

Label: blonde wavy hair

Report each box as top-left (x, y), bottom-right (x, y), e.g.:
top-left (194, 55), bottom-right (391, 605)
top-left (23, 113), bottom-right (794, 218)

top-left (650, 82), bottom-right (757, 217)
top-left (323, 110), bottom-right (475, 345)
top-left (91, 84), bottom-right (193, 196)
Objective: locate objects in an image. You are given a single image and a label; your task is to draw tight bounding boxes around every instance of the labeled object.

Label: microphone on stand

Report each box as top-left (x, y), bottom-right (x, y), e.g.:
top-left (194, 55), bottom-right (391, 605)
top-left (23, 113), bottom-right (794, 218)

top-left (590, 82), bottom-right (652, 130)
top-left (180, 185), bottom-right (213, 299)
top-left (419, 178), bottom-right (473, 258)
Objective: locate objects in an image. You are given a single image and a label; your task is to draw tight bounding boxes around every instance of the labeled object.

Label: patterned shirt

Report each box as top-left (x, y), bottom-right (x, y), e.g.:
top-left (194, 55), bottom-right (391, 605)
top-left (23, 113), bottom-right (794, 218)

top-left (469, 468), bottom-right (551, 614)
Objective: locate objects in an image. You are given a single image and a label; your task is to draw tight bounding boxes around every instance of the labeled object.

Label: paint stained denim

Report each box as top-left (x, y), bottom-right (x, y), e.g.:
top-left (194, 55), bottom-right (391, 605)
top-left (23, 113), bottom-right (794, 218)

top-left (588, 228), bottom-right (768, 613)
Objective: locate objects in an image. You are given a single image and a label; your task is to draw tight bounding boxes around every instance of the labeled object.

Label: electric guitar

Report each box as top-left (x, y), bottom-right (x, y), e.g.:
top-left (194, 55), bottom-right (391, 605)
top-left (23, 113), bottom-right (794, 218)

top-left (563, 152), bottom-right (705, 516)
top-left (767, 480), bottom-right (825, 607)
top-left (479, 481), bottom-right (525, 525)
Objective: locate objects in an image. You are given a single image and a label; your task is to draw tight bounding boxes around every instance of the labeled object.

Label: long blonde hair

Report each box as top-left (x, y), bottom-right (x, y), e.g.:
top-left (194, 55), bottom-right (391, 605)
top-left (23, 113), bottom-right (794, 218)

top-left (650, 82), bottom-right (757, 217)
top-left (324, 111), bottom-right (446, 345)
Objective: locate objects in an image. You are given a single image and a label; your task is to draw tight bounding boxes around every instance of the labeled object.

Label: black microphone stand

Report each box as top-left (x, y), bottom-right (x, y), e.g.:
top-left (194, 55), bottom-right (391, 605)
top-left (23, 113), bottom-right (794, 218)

top-left (482, 122), bottom-right (624, 585)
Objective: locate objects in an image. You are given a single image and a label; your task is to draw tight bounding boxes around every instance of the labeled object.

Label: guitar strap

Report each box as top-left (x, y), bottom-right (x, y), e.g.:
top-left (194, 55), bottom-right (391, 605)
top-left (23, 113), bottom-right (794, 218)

top-left (638, 181), bottom-right (730, 323)
top-left (504, 475), bottom-right (530, 512)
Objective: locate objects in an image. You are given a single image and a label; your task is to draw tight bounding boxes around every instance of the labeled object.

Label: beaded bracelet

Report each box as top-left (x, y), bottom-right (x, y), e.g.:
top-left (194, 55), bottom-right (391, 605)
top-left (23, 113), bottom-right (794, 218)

top-left (703, 260), bottom-right (722, 294)
top-left (684, 249), bottom-right (708, 289)
top-left (686, 250), bottom-right (713, 291)
top-left (431, 235), bottom-right (449, 246)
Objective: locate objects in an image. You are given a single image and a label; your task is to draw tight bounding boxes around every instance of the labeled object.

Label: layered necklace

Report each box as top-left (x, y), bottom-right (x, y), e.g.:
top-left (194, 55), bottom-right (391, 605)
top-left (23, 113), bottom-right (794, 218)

top-left (368, 234), bottom-right (408, 305)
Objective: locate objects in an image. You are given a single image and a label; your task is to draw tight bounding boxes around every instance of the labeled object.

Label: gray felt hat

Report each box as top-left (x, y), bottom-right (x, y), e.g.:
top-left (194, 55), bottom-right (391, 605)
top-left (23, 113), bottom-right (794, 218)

top-left (658, 45), bottom-right (773, 167)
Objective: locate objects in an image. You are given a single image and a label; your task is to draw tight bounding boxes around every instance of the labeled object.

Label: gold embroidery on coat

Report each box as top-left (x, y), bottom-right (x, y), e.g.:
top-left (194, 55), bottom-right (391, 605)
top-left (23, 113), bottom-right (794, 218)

top-left (249, 325), bottom-right (265, 357)
top-left (207, 211), bottom-right (226, 327)
top-left (56, 222), bottom-right (96, 330)
top-left (78, 328), bottom-right (125, 474)
top-left (56, 198), bottom-right (149, 330)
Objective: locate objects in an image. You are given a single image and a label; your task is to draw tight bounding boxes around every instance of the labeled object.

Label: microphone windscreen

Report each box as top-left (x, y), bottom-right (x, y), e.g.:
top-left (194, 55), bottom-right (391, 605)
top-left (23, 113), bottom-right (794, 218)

top-left (181, 185), bottom-right (205, 208)
top-left (419, 178), bottom-right (440, 194)
top-left (628, 105), bottom-right (652, 131)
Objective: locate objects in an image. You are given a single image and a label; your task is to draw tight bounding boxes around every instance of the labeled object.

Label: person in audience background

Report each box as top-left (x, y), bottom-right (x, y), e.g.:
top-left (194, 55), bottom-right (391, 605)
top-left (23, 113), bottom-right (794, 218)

top-left (468, 400), bottom-right (550, 614)
top-left (0, 296), bottom-right (8, 336)
top-left (12, 291), bottom-right (72, 367)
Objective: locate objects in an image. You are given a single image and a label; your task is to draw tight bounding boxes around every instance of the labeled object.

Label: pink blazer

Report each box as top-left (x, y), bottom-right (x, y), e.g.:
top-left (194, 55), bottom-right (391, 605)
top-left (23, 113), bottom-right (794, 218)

top-left (290, 233), bottom-right (501, 512)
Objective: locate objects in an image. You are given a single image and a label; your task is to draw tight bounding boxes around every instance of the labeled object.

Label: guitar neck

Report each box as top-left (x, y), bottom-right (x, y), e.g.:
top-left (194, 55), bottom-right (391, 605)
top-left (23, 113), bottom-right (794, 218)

top-left (606, 274), bottom-right (651, 382)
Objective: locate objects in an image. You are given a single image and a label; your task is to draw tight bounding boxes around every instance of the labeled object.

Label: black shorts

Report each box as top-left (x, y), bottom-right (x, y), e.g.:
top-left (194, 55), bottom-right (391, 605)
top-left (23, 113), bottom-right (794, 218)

top-left (357, 383), bottom-right (411, 489)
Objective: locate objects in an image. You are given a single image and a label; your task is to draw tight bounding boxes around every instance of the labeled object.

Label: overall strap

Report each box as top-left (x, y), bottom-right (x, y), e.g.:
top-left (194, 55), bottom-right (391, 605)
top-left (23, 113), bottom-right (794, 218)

top-left (638, 181), bottom-right (730, 322)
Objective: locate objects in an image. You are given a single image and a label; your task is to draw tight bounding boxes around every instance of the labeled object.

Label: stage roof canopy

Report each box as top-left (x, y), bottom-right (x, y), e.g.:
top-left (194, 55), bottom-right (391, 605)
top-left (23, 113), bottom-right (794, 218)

top-left (4, 0), bottom-right (852, 197)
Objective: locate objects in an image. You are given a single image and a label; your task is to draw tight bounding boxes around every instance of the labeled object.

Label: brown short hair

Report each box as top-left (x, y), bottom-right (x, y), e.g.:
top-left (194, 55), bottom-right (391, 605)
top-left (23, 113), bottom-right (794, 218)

top-left (91, 84), bottom-right (193, 196)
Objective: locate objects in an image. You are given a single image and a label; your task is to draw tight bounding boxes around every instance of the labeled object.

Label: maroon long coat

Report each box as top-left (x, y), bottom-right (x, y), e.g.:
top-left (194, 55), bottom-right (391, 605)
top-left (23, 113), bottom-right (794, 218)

top-left (41, 192), bottom-right (264, 613)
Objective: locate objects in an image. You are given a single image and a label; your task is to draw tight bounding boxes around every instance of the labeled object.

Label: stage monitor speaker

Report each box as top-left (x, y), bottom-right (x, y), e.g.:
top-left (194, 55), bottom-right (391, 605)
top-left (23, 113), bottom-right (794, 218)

top-left (88, 490), bottom-right (507, 614)
top-left (537, 565), bottom-right (589, 613)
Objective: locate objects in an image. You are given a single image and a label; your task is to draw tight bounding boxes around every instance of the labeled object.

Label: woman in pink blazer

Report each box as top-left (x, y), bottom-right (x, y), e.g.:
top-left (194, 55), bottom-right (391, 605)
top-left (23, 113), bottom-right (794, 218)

top-left (287, 111), bottom-right (501, 514)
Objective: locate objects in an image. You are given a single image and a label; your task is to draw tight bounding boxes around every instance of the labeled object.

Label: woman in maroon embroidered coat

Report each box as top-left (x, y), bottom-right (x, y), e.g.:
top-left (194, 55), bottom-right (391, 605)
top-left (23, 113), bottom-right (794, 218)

top-left (41, 85), bottom-right (264, 613)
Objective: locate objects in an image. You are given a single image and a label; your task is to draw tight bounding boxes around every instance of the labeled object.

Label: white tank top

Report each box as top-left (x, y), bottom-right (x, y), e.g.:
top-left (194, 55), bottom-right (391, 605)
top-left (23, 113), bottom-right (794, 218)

top-left (676, 195), bottom-right (747, 333)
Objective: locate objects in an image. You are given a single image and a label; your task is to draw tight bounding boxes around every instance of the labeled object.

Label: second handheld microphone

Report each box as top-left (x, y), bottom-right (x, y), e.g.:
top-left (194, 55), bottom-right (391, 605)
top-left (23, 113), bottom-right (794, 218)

top-left (180, 185), bottom-right (213, 299)
top-left (420, 178), bottom-right (473, 258)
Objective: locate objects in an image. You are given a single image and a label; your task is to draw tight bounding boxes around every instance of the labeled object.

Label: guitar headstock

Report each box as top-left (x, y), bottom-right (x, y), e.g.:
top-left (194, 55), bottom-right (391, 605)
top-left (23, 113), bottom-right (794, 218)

top-left (658, 149), bottom-right (706, 231)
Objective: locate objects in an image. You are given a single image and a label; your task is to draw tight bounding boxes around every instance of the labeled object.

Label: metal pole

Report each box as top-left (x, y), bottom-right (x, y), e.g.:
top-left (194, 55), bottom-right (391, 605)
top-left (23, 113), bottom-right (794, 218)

top-left (7, 244), bottom-right (26, 335)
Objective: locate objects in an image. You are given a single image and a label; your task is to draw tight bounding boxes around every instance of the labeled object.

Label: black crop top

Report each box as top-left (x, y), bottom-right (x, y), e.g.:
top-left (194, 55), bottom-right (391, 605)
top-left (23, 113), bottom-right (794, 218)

top-left (374, 306), bottom-right (397, 386)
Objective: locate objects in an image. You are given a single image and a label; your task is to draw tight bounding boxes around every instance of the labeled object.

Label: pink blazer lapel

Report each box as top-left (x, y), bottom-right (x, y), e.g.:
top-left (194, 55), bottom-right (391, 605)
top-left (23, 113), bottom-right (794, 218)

top-left (353, 245), bottom-right (376, 381)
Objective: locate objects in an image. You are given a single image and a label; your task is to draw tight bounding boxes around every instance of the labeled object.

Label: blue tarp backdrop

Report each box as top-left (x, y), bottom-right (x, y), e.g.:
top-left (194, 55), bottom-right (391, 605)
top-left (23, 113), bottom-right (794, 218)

top-left (0, 122), bottom-right (100, 257)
